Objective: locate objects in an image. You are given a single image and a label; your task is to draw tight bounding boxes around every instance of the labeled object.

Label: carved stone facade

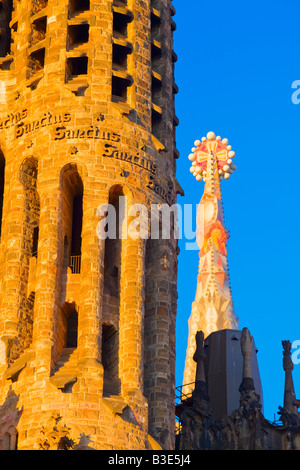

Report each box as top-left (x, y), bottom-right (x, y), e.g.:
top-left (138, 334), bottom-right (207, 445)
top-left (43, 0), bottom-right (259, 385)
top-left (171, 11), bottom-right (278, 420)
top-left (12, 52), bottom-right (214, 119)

top-left (176, 331), bottom-right (300, 451)
top-left (0, 0), bottom-right (181, 450)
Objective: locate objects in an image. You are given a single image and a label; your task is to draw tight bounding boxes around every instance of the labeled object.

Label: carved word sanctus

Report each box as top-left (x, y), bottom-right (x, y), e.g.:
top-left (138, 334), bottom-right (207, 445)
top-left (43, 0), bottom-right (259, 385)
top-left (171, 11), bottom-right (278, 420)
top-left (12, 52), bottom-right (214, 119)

top-left (0, 109), bottom-right (27, 130)
top-left (15, 112), bottom-right (71, 138)
top-left (53, 125), bottom-right (120, 143)
top-left (103, 143), bottom-right (173, 204)
top-left (103, 144), bottom-right (157, 175)
top-left (146, 173), bottom-right (174, 205)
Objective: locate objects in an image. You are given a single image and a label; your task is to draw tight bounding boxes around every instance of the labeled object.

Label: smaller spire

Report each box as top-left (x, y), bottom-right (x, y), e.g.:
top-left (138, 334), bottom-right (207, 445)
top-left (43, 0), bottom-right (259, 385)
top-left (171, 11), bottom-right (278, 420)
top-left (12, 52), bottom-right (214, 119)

top-left (239, 327), bottom-right (255, 392)
top-left (192, 331), bottom-right (209, 402)
top-left (278, 340), bottom-right (300, 426)
top-left (238, 328), bottom-right (262, 419)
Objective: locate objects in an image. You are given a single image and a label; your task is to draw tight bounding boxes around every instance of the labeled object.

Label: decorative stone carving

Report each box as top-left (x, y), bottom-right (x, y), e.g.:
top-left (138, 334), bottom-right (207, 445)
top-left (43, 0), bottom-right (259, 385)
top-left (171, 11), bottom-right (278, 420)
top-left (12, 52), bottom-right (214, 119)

top-left (177, 331), bottom-right (300, 450)
top-left (277, 340), bottom-right (300, 427)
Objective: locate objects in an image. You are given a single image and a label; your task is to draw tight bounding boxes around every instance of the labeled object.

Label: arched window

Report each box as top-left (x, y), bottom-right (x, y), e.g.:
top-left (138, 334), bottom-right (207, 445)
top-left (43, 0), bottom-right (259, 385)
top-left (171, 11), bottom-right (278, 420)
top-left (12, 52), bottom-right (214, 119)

top-left (1, 427), bottom-right (18, 450)
top-left (70, 193), bottom-right (82, 272)
top-left (61, 164), bottom-right (83, 274)
top-left (103, 185), bottom-right (123, 298)
top-left (32, 226), bottom-right (39, 257)
top-left (102, 185), bottom-right (124, 396)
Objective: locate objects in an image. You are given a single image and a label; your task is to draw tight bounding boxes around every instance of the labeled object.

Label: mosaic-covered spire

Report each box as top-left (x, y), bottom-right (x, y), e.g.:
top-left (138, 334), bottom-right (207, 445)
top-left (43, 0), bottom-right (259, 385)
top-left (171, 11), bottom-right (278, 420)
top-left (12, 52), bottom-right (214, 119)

top-left (183, 131), bottom-right (239, 392)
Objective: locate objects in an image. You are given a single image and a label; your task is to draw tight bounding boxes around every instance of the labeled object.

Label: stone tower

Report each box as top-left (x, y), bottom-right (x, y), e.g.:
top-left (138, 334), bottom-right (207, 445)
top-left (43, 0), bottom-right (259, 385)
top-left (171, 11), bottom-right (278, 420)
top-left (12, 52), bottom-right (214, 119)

top-left (0, 0), bottom-right (181, 450)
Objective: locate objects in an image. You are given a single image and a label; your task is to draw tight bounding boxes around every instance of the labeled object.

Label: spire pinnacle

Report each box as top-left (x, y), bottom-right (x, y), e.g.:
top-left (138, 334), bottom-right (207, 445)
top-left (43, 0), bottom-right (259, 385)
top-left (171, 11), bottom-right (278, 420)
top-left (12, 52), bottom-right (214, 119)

top-left (188, 131), bottom-right (237, 192)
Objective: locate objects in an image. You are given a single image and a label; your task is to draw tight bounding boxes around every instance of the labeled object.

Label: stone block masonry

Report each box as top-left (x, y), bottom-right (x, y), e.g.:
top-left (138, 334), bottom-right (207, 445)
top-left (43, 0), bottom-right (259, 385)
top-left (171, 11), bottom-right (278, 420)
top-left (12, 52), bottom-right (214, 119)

top-left (0, 0), bottom-right (180, 450)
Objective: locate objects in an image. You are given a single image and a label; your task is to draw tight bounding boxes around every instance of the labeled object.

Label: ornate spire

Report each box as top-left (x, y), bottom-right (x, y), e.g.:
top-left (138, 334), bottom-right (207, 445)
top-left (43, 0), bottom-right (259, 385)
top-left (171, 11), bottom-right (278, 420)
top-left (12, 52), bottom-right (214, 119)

top-left (183, 132), bottom-right (239, 393)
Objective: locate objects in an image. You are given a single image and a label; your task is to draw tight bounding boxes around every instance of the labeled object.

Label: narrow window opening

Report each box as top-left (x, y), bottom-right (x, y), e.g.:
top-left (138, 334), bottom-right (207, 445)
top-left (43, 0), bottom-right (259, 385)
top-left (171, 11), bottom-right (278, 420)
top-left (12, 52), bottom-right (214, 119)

top-left (61, 165), bottom-right (83, 276)
top-left (102, 324), bottom-right (120, 396)
top-left (32, 226), bottom-right (39, 257)
top-left (30, 16), bottom-right (47, 47)
top-left (151, 75), bottom-right (163, 107)
top-left (0, 0), bottom-right (13, 57)
top-left (66, 56), bottom-right (88, 80)
top-left (67, 24), bottom-right (89, 49)
top-left (70, 194), bottom-right (82, 273)
top-left (27, 48), bottom-right (45, 79)
top-left (113, 12), bottom-right (132, 38)
top-left (111, 75), bottom-right (131, 102)
top-left (104, 187), bottom-right (122, 298)
top-left (151, 42), bottom-right (162, 74)
top-left (66, 309), bottom-right (78, 348)
top-left (151, 12), bottom-right (161, 40)
top-left (112, 43), bottom-right (131, 70)
top-left (151, 108), bottom-right (163, 140)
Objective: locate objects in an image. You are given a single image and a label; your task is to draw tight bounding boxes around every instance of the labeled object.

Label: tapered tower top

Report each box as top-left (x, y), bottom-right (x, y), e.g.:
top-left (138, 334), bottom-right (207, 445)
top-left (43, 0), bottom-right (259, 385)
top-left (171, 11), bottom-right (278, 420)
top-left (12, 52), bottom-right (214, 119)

top-left (189, 131), bottom-right (237, 184)
top-left (183, 131), bottom-right (238, 393)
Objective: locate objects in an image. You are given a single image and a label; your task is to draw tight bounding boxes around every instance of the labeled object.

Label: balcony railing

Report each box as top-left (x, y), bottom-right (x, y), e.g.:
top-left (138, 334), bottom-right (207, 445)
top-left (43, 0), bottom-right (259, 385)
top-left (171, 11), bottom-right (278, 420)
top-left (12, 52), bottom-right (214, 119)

top-left (175, 382), bottom-right (195, 434)
top-left (175, 382), bottom-right (195, 406)
top-left (69, 255), bottom-right (81, 274)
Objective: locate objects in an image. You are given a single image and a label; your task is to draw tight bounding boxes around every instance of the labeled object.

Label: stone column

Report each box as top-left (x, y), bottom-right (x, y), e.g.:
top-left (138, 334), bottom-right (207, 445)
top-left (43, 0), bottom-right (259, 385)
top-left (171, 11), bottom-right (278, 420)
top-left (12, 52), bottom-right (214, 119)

top-left (144, 236), bottom-right (176, 449)
top-left (0, 179), bottom-right (24, 347)
top-left (77, 191), bottom-right (104, 374)
top-left (31, 184), bottom-right (61, 373)
top-left (119, 234), bottom-right (145, 397)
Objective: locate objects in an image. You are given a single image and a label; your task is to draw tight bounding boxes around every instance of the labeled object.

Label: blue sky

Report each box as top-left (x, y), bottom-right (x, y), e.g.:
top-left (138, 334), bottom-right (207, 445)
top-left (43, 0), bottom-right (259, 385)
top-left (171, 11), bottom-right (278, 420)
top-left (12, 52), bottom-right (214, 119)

top-left (173, 0), bottom-right (300, 421)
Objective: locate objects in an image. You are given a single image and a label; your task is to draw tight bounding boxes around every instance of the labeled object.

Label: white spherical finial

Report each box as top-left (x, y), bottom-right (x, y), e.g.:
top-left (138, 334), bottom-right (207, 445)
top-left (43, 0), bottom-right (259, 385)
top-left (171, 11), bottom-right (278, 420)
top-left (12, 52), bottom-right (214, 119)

top-left (206, 131), bottom-right (216, 140)
top-left (194, 140), bottom-right (201, 147)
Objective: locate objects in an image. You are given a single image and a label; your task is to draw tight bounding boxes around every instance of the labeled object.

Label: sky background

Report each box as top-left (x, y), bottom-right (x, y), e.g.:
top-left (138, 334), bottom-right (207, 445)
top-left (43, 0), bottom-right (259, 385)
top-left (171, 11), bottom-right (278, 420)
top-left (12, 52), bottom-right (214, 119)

top-left (173, 0), bottom-right (300, 421)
